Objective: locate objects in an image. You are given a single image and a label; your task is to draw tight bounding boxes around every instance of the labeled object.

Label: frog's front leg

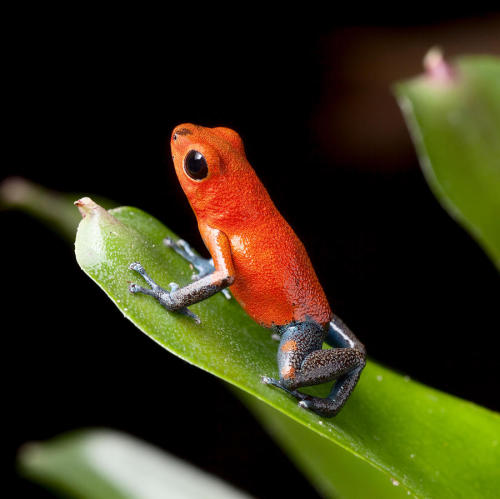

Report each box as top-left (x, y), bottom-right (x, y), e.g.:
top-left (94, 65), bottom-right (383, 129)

top-left (128, 263), bottom-right (199, 323)
top-left (262, 318), bottom-right (366, 417)
top-left (129, 261), bottom-right (234, 324)
top-left (164, 236), bottom-right (231, 299)
top-left (130, 228), bottom-right (235, 323)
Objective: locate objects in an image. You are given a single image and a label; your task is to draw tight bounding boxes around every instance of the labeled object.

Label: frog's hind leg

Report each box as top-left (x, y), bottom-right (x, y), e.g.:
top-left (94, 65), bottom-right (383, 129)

top-left (298, 315), bottom-right (365, 417)
top-left (327, 314), bottom-right (366, 353)
top-left (262, 318), bottom-right (365, 417)
top-left (260, 375), bottom-right (311, 402)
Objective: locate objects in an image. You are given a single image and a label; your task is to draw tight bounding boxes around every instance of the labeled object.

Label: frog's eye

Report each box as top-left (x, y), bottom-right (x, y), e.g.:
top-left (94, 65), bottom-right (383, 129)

top-left (184, 150), bottom-right (208, 180)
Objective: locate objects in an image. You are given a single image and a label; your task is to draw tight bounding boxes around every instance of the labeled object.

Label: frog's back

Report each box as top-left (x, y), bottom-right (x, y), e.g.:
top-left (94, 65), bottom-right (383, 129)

top-left (226, 207), bottom-right (332, 329)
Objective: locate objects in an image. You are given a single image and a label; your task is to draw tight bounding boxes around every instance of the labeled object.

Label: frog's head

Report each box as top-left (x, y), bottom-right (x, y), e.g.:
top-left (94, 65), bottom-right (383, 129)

top-left (170, 123), bottom-right (260, 222)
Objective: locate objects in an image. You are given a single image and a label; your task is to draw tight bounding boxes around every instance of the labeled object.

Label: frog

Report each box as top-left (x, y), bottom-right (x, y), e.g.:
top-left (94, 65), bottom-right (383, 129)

top-left (128, 124), bottom-right (366, 417)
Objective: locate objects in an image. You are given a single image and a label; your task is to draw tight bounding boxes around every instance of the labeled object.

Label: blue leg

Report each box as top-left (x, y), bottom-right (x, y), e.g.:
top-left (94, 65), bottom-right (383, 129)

top-left (260, 375), bottom-right (313, 402)
top-left (164, 237), bottom-right (231, 299)
top-left (326, 315), bottom-right (366, 353)
top-left (262, 318), bottom-right (366, 417)
top-left (298, 366), bottom-right (364, 417)
top-left (297, 315), bottom-right (365, 416)
top-left (128, 262), bottom-right (200, 323)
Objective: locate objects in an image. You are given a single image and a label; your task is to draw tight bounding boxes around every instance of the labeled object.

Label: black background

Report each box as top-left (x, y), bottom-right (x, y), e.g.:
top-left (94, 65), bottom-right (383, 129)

top-left (3, 6), bottom-right (500, 498)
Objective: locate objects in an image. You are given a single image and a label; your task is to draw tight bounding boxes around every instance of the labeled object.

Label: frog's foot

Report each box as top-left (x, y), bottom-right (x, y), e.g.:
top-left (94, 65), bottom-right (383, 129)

top-left (260, 376), bottom-right (312, 402)
top-left (296, 371), bottom-right (362, 418)
top-left (128, 262), bottom-right (200, 323)
top-left (163, 237), bottom-right (231, 300)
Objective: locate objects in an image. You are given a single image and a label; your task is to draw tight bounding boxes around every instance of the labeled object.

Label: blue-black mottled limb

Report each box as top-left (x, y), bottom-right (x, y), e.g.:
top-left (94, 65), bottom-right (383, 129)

top-left (128, 261), bottom-right (233, 324)
top-left (164, 236), bottom-right (231, 299)
top-left (327, 315), bottom-right (366, 354)
top-left (262, 316), bottom-right (366, 418)
top-left (260, 375), bottom-right (313, 402)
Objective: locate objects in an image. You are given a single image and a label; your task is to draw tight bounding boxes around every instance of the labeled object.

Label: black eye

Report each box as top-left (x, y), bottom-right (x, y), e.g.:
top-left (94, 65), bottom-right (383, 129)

top-left (184, 150), bottom-right (208, 180)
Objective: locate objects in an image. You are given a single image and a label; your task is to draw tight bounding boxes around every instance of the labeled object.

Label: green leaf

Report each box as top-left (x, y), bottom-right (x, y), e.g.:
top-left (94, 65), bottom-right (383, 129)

top-left (394, 53), bottom-right (500, 270)
top-left (75, 197), bottom-right (500, 498)
top-left (239, 391), bottom-right (410, 499)
top-left (18, 429), bottom-right (250, 499)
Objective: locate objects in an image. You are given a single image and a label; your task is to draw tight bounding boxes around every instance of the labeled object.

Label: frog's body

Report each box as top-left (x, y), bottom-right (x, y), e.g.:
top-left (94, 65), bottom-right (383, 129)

top-left (129, 124), bottom-right (366, 417)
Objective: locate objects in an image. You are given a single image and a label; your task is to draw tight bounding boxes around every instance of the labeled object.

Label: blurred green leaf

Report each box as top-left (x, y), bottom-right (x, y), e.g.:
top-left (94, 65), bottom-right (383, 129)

top-left (73, 197), bottom-right (500, 498)
top-left (18, 429), bottom-right (250, 499)
top-left (0, 177), bottom-right (115, 241)
top-left (395, 53), bottom-right (500, 269)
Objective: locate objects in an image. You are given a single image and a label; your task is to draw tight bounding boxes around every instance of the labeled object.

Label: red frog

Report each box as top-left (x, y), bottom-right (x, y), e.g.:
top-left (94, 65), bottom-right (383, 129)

top-left (129, 124), bottom-right (366, 417)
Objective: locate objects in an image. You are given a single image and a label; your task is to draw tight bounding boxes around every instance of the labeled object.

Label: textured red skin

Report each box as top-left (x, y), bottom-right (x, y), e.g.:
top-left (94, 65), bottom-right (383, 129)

top-left (171, 124), bottom-right (332, 328)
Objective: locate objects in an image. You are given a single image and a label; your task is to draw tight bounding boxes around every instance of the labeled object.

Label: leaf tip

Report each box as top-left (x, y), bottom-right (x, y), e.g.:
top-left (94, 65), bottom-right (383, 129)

top-left (74, 197), bottom-right (99, 218)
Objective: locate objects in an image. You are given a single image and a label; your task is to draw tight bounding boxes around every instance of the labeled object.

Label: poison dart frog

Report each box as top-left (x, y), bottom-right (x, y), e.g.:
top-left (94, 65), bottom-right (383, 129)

top-left (129, 124), bottom-right (366, 417)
